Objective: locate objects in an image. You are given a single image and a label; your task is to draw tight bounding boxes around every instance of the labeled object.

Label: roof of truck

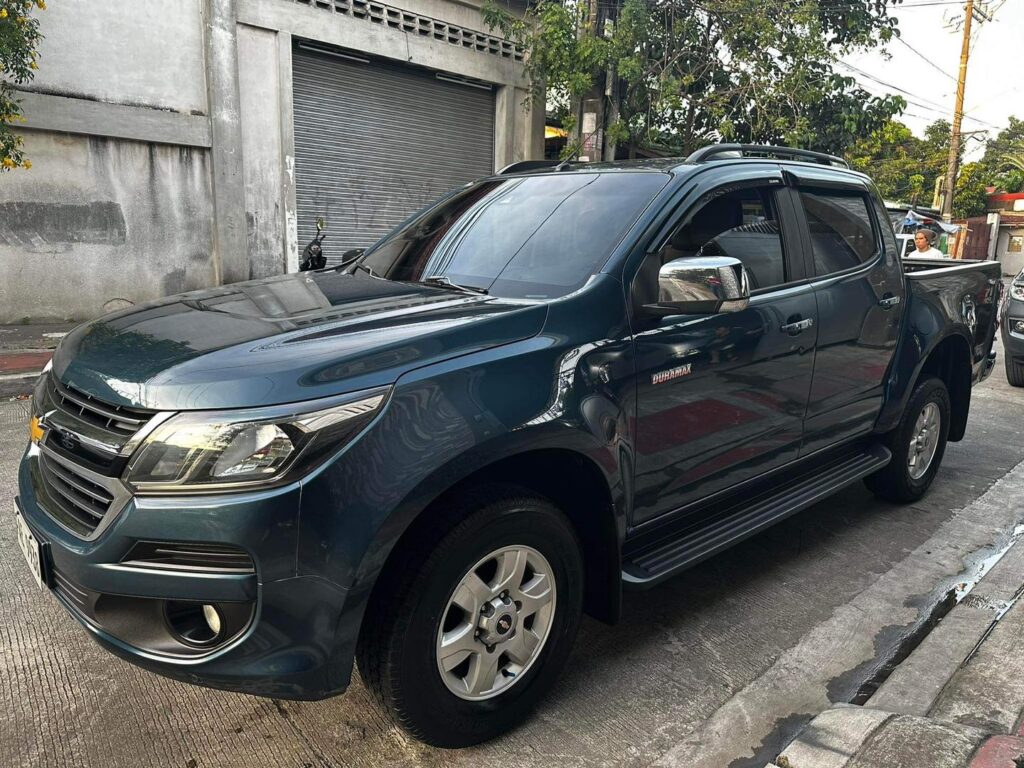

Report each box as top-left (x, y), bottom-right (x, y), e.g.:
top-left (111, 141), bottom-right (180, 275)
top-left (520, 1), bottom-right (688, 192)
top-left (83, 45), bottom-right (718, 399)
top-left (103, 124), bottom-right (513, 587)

top-left (495, 145), bottom-right (878, 186)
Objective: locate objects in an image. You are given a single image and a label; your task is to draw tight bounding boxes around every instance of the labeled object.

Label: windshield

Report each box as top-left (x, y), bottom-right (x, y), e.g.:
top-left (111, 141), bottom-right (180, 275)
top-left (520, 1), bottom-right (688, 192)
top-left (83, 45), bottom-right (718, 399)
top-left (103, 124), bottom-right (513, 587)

top-left (353, 172), bottom-right (669, 299)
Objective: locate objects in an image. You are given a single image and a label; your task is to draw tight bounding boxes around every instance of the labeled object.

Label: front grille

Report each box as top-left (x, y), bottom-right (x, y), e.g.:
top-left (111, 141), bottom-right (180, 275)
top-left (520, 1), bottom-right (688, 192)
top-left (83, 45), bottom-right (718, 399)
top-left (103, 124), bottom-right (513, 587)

top-left (48, 376), bottom-right (151, 437)
top-left (38, 451), bottom-right (115, 535)
top-left (33, 373), bottom-right (150, 538)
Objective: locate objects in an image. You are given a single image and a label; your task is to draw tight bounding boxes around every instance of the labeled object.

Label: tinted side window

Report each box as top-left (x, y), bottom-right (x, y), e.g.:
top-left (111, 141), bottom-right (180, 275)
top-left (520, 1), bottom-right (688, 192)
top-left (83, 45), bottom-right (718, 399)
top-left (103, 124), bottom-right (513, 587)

top-left (658, 185), bottom-right (787, 291)
top-left (871, 197), bottom-right (900, 259)
top-left (800, 190), bottom-right (877, 276)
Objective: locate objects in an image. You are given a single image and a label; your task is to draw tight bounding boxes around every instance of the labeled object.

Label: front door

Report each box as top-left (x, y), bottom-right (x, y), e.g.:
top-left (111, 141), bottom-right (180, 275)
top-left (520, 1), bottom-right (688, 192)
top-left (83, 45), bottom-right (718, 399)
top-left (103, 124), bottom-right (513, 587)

top-left (631, 169), bottom-right (817, 525)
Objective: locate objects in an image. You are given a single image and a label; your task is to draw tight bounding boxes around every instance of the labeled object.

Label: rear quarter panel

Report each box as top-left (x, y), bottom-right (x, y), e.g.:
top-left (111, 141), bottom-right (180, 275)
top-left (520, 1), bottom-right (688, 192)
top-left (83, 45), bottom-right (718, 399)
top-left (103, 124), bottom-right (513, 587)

top-left (877, 259), bottom-right (1001, 433)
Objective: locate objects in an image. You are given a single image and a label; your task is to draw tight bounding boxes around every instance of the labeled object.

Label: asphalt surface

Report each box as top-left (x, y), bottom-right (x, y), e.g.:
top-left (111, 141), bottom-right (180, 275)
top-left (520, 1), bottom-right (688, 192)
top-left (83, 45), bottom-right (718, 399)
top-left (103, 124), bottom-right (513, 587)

top-left (1, 335), bottom-right (1022, 768)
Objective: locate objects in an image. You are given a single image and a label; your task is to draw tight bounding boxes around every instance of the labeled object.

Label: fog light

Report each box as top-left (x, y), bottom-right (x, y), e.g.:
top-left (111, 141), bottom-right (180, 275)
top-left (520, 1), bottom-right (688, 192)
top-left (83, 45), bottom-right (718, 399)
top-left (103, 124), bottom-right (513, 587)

top-left (202, 604), bottom-right (222, 636)
top-left (1014, 320), bottom-right (1024, 334)
top-left (164, 600), bottom-right (224, 647)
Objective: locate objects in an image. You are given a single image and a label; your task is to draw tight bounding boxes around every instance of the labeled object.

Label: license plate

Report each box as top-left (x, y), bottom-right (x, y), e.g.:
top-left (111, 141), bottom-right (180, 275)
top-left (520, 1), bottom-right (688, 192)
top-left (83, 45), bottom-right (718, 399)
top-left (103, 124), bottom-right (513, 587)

top-left (14, 509), bottom-right (44, 590)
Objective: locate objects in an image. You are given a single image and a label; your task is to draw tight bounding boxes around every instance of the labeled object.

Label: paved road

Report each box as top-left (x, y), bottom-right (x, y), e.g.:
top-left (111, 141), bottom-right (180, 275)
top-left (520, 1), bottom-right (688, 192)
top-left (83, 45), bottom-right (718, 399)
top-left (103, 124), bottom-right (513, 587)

top-left (2, 337), bottom-right (1022, 768)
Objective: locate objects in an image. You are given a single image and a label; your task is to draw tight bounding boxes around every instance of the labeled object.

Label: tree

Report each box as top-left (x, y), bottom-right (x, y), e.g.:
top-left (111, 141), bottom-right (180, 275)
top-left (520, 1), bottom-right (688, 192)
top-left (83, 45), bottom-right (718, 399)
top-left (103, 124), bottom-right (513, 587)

top-left (0, 0), bottom-right (44, 172)
top-left (982, 116), bottom-right (1024, 194)
top-left (845, 118), bottom-right (948, 205)
top-left (484, 0), bottom-right (904, 159)
top-left (952, 162), bottom-right (990, 219)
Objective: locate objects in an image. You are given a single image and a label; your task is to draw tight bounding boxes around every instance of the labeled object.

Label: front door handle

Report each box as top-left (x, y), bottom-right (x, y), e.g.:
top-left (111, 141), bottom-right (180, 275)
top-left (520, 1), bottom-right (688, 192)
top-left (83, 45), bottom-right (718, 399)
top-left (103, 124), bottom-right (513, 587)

top-left (781, 318), bottom-right (814, 335)
top-left (878, 295), bottom-right (901, 309)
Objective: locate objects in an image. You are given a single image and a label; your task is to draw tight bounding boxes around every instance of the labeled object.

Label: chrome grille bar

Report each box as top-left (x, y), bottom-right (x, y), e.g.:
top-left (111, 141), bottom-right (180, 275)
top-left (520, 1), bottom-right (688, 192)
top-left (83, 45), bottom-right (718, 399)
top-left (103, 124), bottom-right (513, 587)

top-left (49, 375), bottom-right (151, 435)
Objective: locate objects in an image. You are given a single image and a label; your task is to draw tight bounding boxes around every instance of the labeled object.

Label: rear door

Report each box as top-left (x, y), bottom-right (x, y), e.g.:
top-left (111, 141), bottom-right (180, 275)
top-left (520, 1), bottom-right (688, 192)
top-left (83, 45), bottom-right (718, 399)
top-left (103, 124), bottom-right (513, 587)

top-left (787, 169), bottom-right (905, 454)
top-left (630, 165), bottom-right (818, 524)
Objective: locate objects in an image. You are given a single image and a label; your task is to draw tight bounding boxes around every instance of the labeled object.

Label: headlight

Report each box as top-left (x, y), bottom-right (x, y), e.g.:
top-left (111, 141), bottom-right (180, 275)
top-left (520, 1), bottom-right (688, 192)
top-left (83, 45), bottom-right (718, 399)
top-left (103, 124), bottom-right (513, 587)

top-left (124, 388), bottom-right (388, 493)
top-left (1012, 283), bottom-right (1024, 301)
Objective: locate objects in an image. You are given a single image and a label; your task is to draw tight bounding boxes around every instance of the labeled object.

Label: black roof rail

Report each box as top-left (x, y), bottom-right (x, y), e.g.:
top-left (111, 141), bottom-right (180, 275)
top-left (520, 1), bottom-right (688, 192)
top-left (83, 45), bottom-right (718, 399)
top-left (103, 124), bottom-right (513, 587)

top-left (685, 144), bottom-right (849, 169)
top-left (497, 160), bottom-right (562, 175)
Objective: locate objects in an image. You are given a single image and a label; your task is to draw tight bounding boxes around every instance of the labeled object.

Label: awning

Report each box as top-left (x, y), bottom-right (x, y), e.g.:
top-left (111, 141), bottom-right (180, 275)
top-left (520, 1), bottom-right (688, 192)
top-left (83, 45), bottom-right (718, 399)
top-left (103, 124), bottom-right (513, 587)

top-left (904, 209), bottom-right (961, 234)
top-left (545, 125), bottom-right (567, 139)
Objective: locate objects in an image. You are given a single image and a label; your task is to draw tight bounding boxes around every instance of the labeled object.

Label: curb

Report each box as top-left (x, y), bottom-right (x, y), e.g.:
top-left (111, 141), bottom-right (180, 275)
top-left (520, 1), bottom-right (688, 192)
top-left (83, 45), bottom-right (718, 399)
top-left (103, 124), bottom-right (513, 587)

top-left (770, 515), bottom-right (1024, 767)
top-left (0, 350), bottom-right (51, 398)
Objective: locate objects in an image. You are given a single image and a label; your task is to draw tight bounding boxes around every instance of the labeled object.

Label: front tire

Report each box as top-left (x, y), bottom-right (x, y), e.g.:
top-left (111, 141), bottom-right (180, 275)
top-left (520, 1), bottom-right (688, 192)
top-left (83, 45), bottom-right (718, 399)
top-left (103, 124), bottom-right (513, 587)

top-left (1005, 355), bottom-right (1024, 387)
top-left (357, 485), bottom-right (584, 747)
top-left (865, 377), bottom-right (950, 503)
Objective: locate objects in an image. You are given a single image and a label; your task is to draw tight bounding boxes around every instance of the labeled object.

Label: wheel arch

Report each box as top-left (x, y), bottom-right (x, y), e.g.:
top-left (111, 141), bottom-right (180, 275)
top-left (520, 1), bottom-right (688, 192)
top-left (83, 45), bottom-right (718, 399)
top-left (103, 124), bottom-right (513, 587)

top-left (878, 327), bottom-right (973, 441)
top-left (356, 446), bottom-right (624, 637)
top-left (917, 332), bottom-right (972, 442)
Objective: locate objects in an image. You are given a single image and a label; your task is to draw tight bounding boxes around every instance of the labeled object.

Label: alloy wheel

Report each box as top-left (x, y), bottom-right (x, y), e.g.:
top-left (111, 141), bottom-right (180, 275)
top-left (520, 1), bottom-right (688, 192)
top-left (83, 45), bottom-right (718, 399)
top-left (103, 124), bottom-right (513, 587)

top-left (435, 546), bottom-right (556, 701)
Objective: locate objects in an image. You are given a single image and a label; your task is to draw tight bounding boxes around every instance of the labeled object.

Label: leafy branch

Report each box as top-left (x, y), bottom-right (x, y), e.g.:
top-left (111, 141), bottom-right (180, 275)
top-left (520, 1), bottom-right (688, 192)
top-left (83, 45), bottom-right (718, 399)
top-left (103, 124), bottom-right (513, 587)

top-left (0, 0), bottom-right (44, 171)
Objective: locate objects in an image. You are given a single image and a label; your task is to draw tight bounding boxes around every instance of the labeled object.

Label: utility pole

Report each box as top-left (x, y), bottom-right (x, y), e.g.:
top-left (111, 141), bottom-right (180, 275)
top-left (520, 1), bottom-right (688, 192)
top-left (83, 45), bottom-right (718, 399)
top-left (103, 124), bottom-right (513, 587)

top-left (941, 0), bottom-right (991, 221)
top-left (574, 0), bottom-right (604, 162)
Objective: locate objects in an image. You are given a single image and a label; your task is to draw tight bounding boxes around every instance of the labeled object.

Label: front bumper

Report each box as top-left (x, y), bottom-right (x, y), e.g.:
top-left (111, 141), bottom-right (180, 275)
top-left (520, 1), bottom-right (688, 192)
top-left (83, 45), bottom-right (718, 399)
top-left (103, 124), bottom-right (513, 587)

top-left (16, 446), bottom-right (354, 700)
top-left (1003, 313), bottom-right (1024, 361)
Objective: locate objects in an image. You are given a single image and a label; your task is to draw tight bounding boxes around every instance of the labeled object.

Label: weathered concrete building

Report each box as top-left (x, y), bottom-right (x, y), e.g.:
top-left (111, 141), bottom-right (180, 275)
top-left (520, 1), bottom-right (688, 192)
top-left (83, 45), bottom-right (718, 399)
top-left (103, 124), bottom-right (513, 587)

top-left (0, 0), bottom-right (541, 322)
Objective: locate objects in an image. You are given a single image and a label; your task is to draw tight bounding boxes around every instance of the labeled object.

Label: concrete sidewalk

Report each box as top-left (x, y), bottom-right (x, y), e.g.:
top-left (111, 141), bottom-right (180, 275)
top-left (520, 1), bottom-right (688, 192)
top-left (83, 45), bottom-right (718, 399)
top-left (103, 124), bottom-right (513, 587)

top-left (0, 323), bottom-right (75, 397)
top-left (770, 517), bottom-right (1024, 768)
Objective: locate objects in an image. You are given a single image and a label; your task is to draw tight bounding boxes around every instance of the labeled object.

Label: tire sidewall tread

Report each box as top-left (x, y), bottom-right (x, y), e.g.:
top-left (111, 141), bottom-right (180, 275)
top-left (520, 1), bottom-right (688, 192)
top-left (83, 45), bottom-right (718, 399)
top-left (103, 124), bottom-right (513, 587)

top-left (357, 484), bottom-right (584, 747)
top-left (866, 377), bottom-right (951, 503)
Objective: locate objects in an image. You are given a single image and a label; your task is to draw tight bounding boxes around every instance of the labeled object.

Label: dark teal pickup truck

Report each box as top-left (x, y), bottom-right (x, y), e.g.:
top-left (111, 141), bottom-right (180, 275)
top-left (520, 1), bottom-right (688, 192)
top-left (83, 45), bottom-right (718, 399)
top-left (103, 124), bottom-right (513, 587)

top-left (15, 145), bottom-right (1000, 746)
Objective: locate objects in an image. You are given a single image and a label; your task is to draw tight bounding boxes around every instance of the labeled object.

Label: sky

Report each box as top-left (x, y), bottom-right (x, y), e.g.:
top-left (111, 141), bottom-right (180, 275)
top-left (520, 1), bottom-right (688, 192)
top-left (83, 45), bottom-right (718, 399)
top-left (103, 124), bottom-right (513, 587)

top-left (843, 0), bottom-right (1022, 159)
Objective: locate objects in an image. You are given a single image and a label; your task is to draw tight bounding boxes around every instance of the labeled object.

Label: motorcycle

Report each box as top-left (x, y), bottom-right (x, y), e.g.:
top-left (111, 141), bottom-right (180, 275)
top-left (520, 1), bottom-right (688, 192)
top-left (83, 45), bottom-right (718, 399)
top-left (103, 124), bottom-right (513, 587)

top-left (299, 217), bottom-right (366, 272)
top-left (299, 217), bottom-right (328, 271)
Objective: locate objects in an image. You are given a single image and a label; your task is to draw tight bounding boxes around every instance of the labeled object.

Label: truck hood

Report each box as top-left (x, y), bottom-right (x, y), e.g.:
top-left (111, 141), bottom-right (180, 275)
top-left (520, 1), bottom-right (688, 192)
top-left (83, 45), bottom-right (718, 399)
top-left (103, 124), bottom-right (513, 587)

top-left (53, 270), bottom-right (547, 410)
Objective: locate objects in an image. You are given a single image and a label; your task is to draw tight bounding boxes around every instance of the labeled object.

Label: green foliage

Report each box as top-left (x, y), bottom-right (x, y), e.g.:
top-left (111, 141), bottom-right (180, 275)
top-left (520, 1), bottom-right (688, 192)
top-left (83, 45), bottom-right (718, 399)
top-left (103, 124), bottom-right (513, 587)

top-left (0, 0), bottom-right (44, 171)
top-left (952, 161), bottom-right (990, 219)
top-left (483, 0), bottom-right (903, 157)
top-left (982, 117), bottom-right (1024, 193)
top-left (845, 118), bottom-right (948, 205)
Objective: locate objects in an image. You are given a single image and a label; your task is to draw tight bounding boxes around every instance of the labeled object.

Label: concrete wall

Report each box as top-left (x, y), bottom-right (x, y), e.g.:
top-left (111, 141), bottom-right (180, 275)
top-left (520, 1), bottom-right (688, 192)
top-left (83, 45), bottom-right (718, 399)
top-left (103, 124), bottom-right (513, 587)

top-left (4, 0), bottom-right (542, 322)
top-left (32, 0), bottom-right (207, 113)
top-left (997, 228), bottom-right (1024, 277)
top-left (0, 133), bottom-right (214, 322)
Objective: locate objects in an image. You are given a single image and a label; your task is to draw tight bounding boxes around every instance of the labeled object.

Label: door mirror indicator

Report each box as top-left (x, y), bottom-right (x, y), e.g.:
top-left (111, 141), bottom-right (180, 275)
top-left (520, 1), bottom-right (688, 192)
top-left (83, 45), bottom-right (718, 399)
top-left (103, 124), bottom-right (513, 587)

top-left (646, 256), bottom-right (751, 316)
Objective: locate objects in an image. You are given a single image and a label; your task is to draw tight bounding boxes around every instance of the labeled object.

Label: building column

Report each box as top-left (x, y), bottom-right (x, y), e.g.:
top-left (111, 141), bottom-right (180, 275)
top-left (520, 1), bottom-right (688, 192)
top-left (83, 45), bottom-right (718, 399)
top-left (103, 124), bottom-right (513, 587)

top-left (278, 31), bottom-right (299, 273)
top-left (205, 0), bottom-right (249, 284)
top-left (494, 85), bottom-right (516, 171)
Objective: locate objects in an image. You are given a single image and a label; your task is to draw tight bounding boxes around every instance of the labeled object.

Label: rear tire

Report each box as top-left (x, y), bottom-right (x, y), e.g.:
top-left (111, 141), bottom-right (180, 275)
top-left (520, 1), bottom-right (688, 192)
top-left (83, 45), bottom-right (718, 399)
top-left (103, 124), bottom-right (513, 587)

top-left (865, 377), bottom-right (950, 503)
top-left (356, 484), bottom-right (584, 747)
top-left (1005, 355), bottom-right (1024, 387)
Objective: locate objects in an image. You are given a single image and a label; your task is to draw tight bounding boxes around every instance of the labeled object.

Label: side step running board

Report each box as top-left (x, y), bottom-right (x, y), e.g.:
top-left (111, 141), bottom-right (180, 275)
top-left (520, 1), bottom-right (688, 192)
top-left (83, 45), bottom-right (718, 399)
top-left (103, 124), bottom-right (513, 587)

top-left (622, 443), bottom-right (892, 588)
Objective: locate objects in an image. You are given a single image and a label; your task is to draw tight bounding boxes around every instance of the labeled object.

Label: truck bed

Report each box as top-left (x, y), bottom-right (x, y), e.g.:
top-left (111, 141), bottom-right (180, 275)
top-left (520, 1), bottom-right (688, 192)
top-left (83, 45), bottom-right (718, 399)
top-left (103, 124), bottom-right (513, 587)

top-left (902, 257), bottom-right (1001, 384)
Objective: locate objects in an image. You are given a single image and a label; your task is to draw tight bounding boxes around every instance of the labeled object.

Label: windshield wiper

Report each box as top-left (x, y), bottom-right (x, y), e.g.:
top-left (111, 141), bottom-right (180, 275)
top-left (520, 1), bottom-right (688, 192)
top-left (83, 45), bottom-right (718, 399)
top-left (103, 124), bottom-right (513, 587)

top-left (353, 262), bottom-right (381, 278)
top-left (422, 275), bottom-right (488, 295)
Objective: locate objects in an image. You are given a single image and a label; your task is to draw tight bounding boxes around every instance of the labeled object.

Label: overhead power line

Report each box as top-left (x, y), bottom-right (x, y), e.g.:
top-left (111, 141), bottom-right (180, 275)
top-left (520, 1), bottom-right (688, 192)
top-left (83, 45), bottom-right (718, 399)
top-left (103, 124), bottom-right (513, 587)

top-left (835, 59), bottom-right (1003, 131)
top-left (892, 36), bottom-right (958, 82)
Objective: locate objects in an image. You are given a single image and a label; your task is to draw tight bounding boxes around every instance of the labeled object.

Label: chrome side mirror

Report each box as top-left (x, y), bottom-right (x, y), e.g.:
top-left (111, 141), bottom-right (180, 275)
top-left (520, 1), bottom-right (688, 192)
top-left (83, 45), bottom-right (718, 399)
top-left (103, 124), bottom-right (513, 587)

top-left (648, 256), bottom-right (750, 316)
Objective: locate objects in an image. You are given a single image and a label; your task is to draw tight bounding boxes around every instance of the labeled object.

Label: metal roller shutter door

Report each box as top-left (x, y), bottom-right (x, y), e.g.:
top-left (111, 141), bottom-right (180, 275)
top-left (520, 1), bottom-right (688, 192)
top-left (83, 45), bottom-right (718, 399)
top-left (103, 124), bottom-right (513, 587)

top-left (292, 44), bottom-right (496, 265)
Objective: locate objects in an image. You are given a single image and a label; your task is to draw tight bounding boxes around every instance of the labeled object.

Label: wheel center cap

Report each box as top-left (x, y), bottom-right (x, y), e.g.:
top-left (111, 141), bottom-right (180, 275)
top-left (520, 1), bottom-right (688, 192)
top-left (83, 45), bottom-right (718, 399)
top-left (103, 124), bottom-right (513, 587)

top-left (478, 597), bottom-right (517, 645)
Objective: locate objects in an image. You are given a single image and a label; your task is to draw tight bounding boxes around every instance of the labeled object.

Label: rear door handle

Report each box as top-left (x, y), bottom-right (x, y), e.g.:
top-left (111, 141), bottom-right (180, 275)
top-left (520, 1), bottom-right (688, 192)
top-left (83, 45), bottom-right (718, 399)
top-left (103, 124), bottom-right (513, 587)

top-left (878, 295), bottom-right (901, 309)
top-left (781, 318), bottom-right (814, 335)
